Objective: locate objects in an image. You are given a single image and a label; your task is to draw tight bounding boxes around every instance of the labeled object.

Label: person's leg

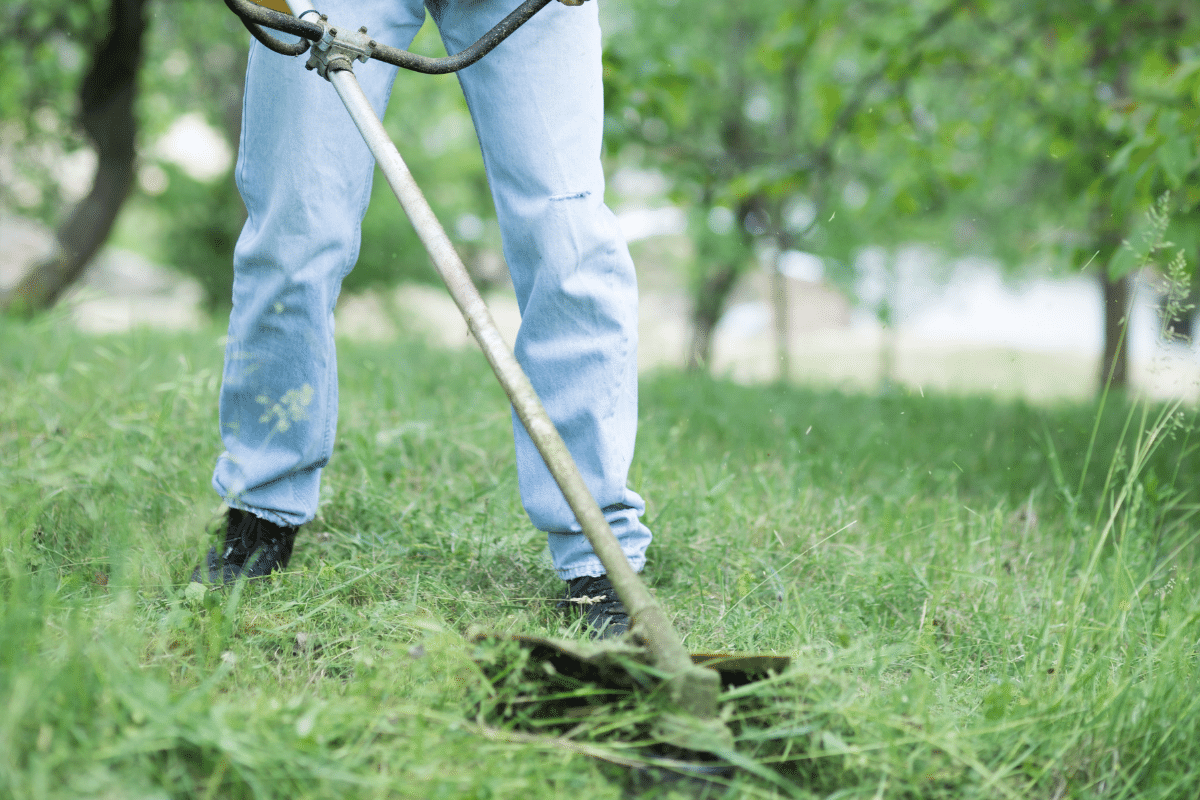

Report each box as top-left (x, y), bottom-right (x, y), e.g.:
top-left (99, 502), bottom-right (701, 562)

top-left (431, 0), bottom-right (651, 581)
top-left (213, 0), bottom-right (427, 528)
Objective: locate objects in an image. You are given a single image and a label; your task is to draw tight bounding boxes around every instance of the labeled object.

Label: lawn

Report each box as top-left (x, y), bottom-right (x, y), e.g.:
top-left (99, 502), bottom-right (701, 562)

top-left (2, 310), bottom-right (1199, 798)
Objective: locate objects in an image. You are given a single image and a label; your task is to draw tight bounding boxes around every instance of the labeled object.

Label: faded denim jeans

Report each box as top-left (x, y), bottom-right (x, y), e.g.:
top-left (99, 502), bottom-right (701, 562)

top-left (213, 0), bottom-right (651, 580)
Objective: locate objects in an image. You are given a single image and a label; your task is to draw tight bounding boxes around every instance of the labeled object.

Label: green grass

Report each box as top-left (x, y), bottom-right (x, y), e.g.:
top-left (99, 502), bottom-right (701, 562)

top-left (2, 310), bottom-right (1199, 798)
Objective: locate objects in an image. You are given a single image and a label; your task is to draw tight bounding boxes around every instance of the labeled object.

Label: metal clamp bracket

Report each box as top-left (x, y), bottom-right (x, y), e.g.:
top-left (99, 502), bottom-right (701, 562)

top-left (304, 16), bottom-right (378, 79)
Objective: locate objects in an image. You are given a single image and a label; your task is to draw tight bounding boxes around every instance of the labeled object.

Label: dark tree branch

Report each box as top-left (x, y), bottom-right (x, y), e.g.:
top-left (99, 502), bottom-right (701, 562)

top-left (2, 0), bottom-right (149, 314)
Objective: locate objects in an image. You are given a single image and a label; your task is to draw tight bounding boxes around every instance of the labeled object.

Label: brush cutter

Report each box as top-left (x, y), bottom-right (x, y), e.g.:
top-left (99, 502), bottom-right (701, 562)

top-left (225, 0), bottom-right (788, 753)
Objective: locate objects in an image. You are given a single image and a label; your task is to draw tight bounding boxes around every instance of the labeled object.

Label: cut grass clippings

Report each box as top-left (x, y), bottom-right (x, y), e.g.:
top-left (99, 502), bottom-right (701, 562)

top-left (2, 310), bottom-right (1199, 798)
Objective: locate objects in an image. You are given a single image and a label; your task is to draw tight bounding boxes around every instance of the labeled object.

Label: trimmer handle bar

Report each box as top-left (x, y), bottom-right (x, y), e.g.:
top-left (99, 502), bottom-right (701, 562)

top-left (224, 0), bottom-right (554, 74)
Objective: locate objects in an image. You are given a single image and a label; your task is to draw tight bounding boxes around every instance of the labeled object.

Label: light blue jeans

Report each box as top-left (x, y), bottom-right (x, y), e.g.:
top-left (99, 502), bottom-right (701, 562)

top-left (213, 0), bottom-right (651, 580)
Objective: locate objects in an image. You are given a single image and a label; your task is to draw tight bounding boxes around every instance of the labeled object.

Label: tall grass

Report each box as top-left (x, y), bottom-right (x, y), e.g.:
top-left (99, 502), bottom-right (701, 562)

top-left (2, 310), bottom-right (1198, 798)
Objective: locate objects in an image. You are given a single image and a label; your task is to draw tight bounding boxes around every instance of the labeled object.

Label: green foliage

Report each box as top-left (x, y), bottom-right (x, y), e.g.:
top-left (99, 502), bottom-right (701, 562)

top-left (4, 317), bottom-right (1200, 797)
top-left (970, 1), bottom-right (1200, 279)
top-left (603, 0), bottom-right (986, 290)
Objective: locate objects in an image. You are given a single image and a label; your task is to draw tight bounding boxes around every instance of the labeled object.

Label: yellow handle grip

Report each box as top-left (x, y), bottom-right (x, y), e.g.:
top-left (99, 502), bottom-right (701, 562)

top-left (249, 0), bottom-right (292, 13)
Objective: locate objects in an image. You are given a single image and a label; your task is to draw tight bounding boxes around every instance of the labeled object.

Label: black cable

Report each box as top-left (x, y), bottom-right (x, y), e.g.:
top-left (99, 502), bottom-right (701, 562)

top-left (369, 0), bottom-right (553, 75)
top-left (223, 0), bottom-right (320, 56)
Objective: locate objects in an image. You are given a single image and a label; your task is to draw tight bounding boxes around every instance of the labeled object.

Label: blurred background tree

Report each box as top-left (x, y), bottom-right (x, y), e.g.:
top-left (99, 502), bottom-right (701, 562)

top-left (1, 0), bottom-right (147, 311)
top-left (0, 0), bottom-right (497, 312)
top-left (604, 0), bottom-right (1199, 388)
top-left (604, 0), bottom-right (979, 372)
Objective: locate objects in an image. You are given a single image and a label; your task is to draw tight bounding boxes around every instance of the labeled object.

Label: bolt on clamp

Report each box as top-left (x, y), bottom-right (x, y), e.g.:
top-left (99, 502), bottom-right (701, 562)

top-left (303, 15), bottom-right (378, 79)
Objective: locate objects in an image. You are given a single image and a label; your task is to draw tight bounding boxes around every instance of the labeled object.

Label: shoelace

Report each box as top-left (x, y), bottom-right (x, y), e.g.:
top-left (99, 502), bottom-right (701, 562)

top-left (568, 577), bottom-right (627, 613)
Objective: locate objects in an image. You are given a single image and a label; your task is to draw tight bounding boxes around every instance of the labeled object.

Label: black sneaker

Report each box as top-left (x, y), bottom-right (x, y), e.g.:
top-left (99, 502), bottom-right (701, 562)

top-left (191, 508), bottom-right (298, 585)
top-left (560, 574), bottom-right (631, 639)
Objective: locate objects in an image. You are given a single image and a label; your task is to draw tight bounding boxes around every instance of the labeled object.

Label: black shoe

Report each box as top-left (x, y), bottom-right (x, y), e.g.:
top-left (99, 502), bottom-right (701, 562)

top-left (191, 508), bottom-right (298, 585)
top-left (560, 574), bottom-right (631, 639)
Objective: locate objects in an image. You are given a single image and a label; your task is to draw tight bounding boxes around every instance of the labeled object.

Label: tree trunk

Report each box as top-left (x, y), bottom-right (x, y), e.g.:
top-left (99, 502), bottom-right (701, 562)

top-left (686, 264), bottom-right (739, 371)
top-left (770, 261), bottom-right (790, 382)
top-left (1100, 271), bottom-right (1131, 390)
top-left (1, 0), bottom-right (148, 314)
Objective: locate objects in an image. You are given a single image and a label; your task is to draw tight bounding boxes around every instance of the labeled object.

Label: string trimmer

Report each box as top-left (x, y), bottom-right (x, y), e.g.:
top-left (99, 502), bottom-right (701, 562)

top-left (224, 0), bottom-right (787, 761)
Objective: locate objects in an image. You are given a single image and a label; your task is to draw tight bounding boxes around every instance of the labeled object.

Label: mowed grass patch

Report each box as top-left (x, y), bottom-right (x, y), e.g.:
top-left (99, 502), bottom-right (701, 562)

top-left (2, 312), bottom-right (1199, 798)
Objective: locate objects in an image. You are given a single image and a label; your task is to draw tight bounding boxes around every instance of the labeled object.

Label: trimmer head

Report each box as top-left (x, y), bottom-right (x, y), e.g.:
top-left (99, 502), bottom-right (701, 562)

top-left (472, 631), bottom-right (790, 691)
top-left (471, 632), bottom-right (791, 776)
